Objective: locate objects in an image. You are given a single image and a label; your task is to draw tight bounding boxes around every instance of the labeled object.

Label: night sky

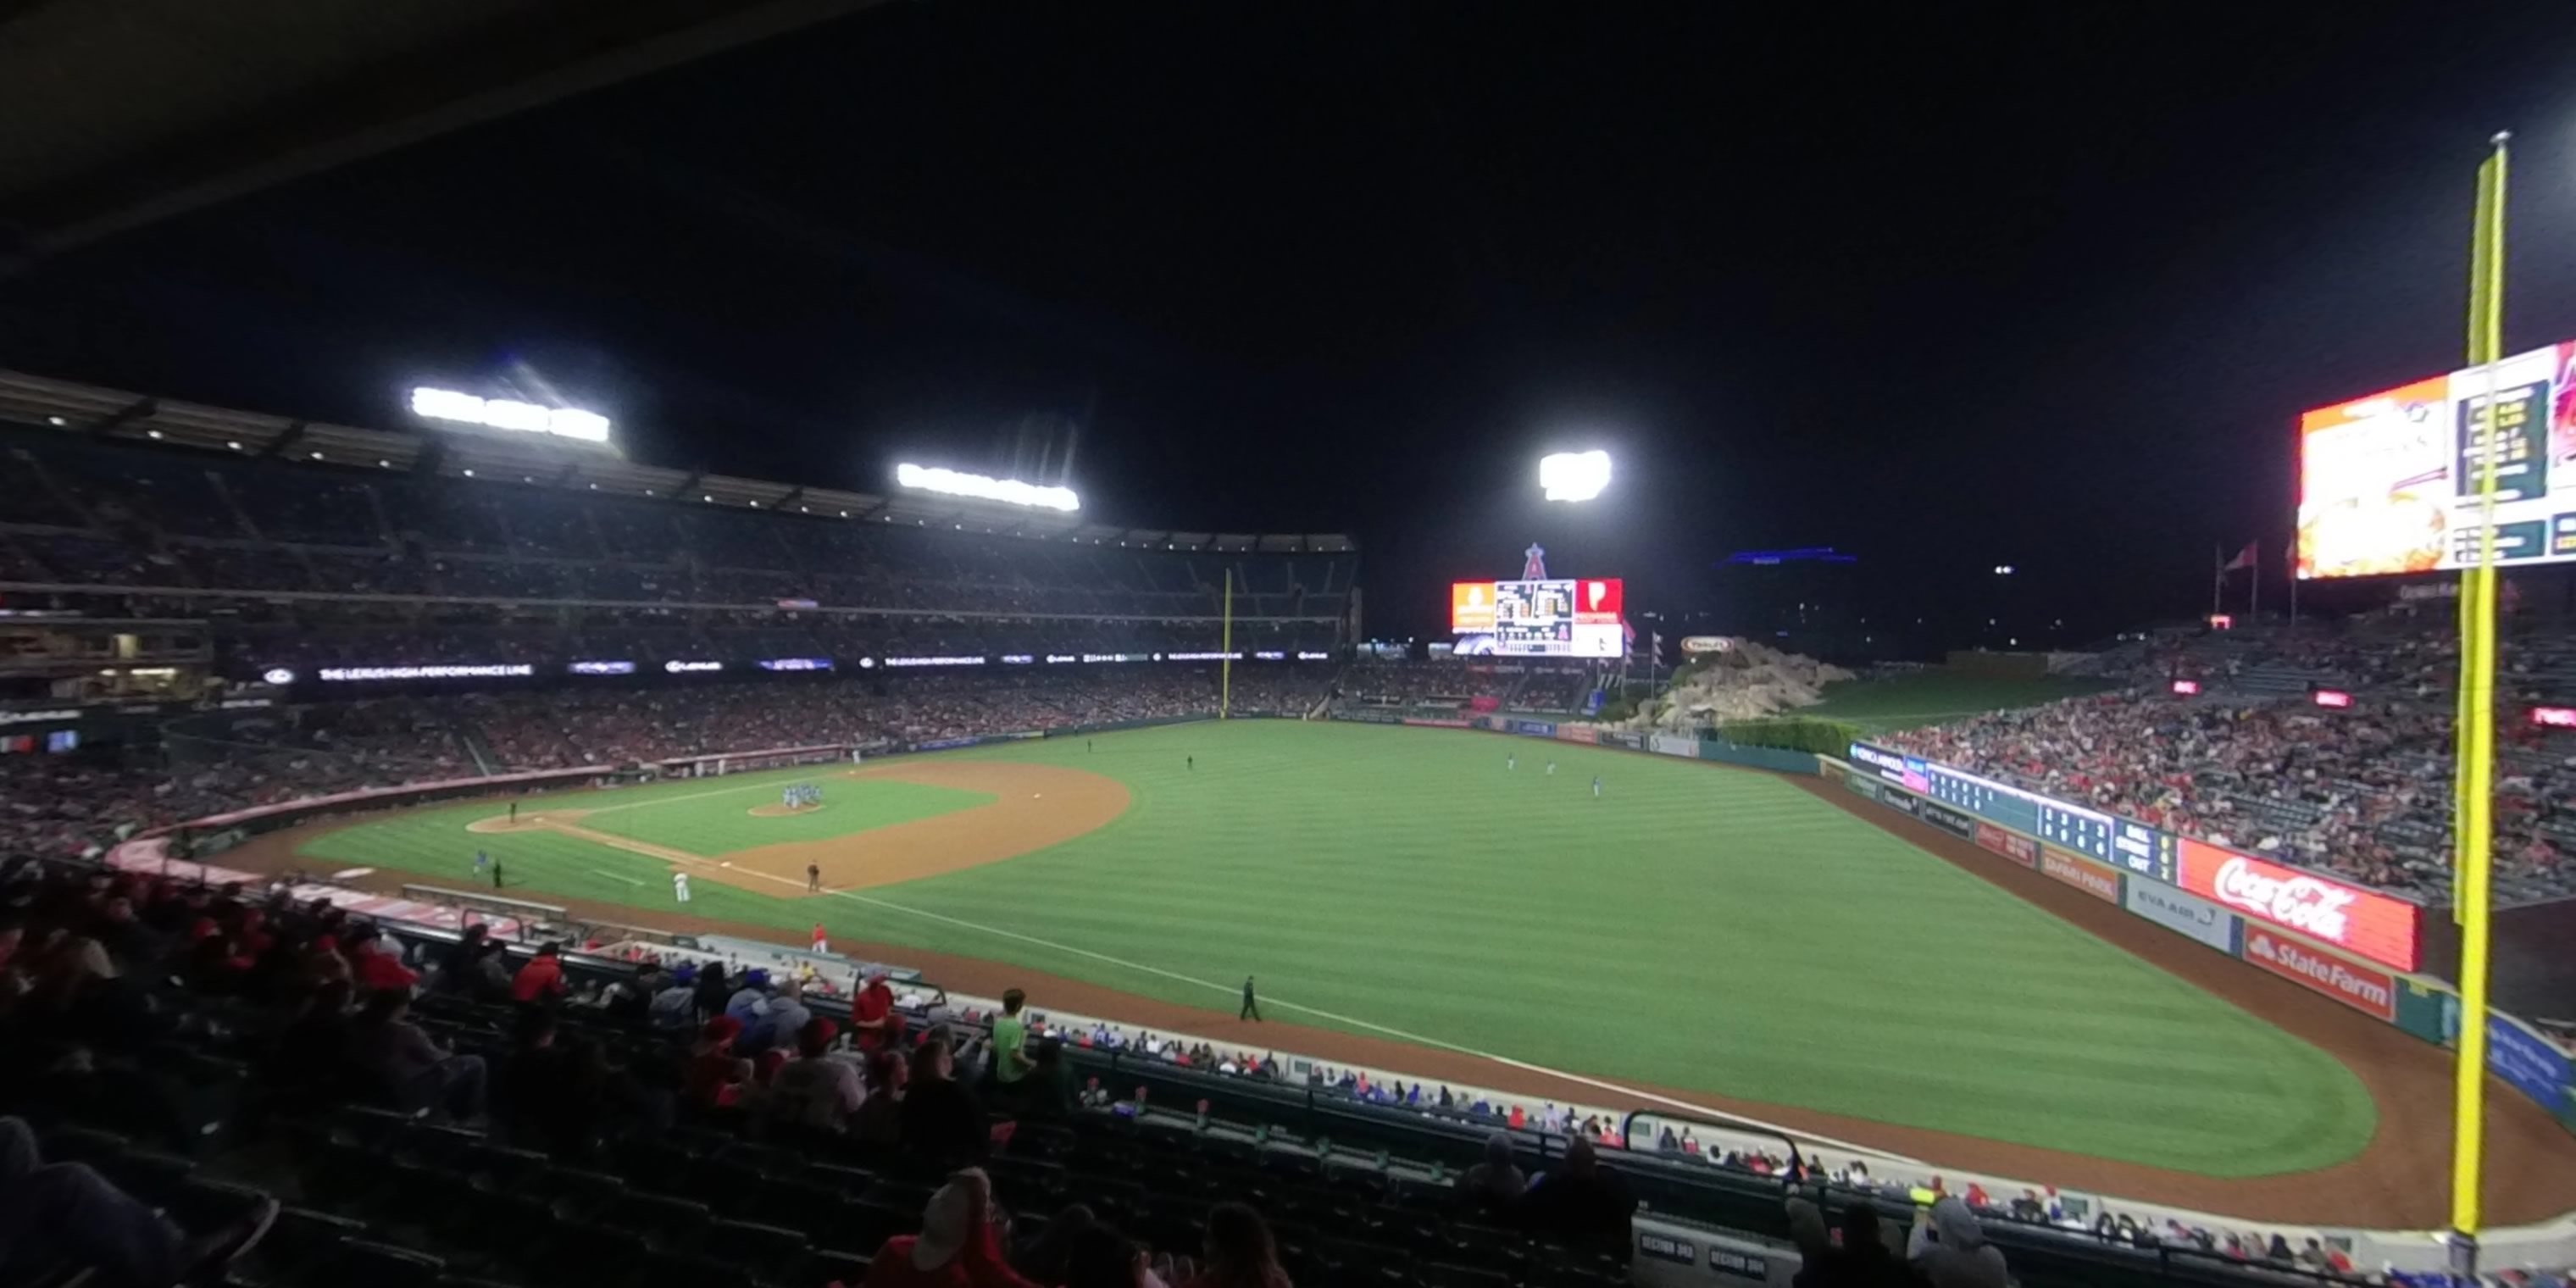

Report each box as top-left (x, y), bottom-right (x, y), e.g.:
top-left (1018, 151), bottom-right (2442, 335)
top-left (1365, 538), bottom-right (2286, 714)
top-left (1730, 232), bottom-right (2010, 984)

top-left (7, 3), bottom-right (2576, 650)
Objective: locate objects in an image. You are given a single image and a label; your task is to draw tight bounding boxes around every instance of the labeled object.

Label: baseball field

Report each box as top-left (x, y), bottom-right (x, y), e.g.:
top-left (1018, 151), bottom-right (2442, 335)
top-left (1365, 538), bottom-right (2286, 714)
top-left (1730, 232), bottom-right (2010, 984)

top-left (277, 719), bottom-right (2403, 1189)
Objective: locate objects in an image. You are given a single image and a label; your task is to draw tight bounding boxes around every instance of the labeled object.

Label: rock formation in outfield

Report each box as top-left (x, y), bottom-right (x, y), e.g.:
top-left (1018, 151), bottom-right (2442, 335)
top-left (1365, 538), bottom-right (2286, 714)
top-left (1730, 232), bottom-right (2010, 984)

top-left (1632, 637), bottom-right (1852, 730)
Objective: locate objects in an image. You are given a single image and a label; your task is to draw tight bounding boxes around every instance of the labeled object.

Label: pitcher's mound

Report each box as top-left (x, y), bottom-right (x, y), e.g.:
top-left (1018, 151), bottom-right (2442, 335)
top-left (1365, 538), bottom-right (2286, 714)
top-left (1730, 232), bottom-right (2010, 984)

top-left (749, 802), bottom-right (825, 819)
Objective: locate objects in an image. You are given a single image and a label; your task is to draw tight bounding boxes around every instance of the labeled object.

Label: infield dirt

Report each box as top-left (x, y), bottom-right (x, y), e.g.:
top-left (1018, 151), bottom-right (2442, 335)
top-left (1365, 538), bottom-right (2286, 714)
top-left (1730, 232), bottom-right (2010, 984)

top-left (460, 761), bottom-right (1128, 895)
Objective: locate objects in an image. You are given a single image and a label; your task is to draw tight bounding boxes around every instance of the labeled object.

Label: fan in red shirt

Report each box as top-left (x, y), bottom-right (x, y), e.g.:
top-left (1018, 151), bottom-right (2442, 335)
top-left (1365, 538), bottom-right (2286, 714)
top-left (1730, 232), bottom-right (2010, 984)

top-left (851, 969), bottom-right (904, 1051)
top-left (510, 942), bottom-right (567, 1002)
top-left (860, 1169), bottom-right (1035, 1288)
top-left (345, 927), bottom-right (419, 991)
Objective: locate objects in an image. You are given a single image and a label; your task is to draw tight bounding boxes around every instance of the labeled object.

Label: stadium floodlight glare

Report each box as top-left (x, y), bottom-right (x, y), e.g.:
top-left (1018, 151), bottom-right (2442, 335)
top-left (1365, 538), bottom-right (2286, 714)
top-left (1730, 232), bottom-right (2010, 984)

top-left (894, 463), bottom-right (1080, 512)
top-left (410, 386), bottom-right (613, 444)
top-left (1540, 450), bottom-right (1612, 502)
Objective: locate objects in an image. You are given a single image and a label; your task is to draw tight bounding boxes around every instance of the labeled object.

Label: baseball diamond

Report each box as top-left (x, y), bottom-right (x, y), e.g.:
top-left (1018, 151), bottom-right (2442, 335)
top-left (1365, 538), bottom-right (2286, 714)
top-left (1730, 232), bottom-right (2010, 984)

top-left (207, 715), bottom-right (2576, 1224)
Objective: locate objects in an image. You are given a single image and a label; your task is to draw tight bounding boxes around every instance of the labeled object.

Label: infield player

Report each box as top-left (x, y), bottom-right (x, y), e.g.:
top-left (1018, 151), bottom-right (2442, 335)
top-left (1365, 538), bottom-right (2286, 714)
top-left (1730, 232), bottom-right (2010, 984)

top-left (806, 862), bottom-right (822, 892)
top-left (673, 870), bottom-right (691, 904)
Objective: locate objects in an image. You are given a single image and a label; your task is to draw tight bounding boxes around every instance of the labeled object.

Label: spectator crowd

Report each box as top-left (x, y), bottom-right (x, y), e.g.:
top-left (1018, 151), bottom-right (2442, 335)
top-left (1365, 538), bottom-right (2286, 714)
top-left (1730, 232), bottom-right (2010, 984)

top-left (1886, 614), bottom-right (2576, 901)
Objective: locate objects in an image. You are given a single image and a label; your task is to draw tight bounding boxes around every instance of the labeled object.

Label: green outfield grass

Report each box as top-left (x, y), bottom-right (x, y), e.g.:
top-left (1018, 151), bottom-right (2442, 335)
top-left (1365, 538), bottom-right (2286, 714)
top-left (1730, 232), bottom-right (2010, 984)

top-left (299, 720), bottom-right (2371, 1177)
top-left (1803, 671), bottom-right (2116, 732)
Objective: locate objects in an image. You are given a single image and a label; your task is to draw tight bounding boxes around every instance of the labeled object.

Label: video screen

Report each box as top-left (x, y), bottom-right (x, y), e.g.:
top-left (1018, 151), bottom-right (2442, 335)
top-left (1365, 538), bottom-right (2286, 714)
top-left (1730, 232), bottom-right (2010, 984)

top-left (1449, 577), bottom-right (1624, 657)
top-left (2299, 339), bottom-right (2576, 578)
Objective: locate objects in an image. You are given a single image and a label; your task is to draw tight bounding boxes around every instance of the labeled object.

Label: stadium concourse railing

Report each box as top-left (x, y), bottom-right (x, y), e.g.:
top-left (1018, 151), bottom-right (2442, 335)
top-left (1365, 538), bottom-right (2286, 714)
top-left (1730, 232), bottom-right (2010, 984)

top-left (1342, 708), bottom-right (2576, 1274)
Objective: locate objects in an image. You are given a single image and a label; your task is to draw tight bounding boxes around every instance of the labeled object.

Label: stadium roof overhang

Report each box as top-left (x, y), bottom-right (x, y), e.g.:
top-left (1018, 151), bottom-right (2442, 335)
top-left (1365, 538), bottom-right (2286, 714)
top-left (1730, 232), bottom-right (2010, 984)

top-left (0, 369), bottom-right (1357, 552)
top-left (0, 0), bottom-right (880, 259)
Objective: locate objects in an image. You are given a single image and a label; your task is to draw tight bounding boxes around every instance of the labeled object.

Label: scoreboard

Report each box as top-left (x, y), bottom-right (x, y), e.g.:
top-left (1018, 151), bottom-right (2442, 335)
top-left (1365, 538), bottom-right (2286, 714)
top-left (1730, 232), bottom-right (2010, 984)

top-left (1493, 580), bottom-right (1579, 652)
top-left (1450, 577), bottom-right (1625, 658)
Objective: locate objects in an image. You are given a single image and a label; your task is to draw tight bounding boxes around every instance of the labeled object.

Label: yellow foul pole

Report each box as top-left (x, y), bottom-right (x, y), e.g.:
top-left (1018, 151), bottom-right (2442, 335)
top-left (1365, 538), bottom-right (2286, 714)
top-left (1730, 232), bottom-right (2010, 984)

top-left (1221, 569), bottom-right (1234, 719)
top-left (2451, 130), bottom-right (2509, 1260)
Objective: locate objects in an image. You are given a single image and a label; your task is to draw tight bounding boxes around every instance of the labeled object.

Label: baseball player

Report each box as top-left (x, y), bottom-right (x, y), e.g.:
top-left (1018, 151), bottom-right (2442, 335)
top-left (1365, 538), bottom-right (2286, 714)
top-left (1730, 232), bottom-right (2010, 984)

top-left (810, 922), bottom-right (828, 954)
top-left (806, 863), bottom-right (822, 892)
top-left (673, 870), bottom-right (691, 904)
top-left (1546, 760), bottom-right (1556, 776)
top-left (1591, 774), bottom-right (1602, 799)
top-left (475, 849), bottom-right (489, 877)
top-left (1507, 753), bottom-right (1516, 771)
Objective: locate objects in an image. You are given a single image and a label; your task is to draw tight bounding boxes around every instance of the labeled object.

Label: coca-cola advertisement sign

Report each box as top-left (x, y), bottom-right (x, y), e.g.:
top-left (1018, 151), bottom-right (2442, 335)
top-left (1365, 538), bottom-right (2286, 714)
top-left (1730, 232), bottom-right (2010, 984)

top-left (2179, 839), bottom-right (2418, 972)
top-left (2241, 927), bottom-right (2396, 1021)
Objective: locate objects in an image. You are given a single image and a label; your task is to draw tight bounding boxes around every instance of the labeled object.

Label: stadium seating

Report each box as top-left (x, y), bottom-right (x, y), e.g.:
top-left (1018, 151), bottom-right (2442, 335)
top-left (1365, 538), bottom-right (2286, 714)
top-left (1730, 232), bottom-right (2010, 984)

top-left (1888, 613), bottom-right (2576, 903)
top-left (0, 427), bottom-right (1354, 673)
top-left (0, 856), bottom-right (2381, 1288)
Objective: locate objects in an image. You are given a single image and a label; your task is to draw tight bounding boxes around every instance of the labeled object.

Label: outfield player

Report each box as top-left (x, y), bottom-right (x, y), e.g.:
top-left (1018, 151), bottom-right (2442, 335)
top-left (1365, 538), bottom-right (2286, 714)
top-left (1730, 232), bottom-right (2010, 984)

top-left (1591, 774), bottom-right (1602, 799)
top-left (673, 871), bottom-right (691, 903)
top-left (1507, 753), bottom-right (1516, 771)
top-left (1546, 760), bottom-right (1556, 776)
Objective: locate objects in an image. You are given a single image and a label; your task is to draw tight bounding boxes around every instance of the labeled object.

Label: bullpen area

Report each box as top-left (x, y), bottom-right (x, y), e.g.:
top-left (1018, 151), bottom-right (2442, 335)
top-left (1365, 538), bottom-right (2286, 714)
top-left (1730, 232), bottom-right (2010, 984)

top-left (243, 719), bottom-right (2576, 1224)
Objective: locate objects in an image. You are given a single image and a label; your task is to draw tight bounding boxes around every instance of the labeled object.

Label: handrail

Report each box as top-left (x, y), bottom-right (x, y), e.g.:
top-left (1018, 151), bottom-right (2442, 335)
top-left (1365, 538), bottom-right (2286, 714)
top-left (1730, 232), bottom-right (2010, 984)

top-left (1620, 1108), bottom-right (1806, 1183)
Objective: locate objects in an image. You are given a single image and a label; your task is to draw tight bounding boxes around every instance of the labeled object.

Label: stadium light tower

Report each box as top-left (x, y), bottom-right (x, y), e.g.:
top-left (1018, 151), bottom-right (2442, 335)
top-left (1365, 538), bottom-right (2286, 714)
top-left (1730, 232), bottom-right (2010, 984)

top-left (1540, 450), bottom-right (1611, 502)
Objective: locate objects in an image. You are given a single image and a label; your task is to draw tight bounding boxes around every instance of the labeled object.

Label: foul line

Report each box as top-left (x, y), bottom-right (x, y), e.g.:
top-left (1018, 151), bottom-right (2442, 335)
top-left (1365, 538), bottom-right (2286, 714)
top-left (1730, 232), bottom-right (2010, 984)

top-left (586, 869), bottom-right (646, 887)
top-left (792, 880), bottom-right (1920, 1164)
top-left (578, 778), bottom-right (819, 817)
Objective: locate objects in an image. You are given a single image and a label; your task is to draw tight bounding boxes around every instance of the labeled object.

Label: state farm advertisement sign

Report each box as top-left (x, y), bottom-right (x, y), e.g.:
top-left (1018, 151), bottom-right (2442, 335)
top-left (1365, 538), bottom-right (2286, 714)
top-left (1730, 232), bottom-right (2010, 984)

top-left (2178, 839), bottom-right (2418, 971)
top-left (2040, 847), bottom-right (2122, 902)
top-left (2241, 927), bottom-right (2396, 1021)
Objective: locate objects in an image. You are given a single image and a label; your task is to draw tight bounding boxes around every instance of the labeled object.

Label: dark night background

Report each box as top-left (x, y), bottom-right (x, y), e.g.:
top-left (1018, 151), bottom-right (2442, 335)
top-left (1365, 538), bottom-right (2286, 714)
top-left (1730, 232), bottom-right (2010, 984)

top-left (7, 3), bottom-right (2576, 653)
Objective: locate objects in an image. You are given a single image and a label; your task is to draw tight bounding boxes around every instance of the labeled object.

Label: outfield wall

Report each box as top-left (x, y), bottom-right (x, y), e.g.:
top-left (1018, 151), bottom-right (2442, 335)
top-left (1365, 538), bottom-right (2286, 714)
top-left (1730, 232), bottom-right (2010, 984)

top-left (1832, 741), bottom-right (2576, 1143)
top-left (1355, 708), bottom-right (1826, 774)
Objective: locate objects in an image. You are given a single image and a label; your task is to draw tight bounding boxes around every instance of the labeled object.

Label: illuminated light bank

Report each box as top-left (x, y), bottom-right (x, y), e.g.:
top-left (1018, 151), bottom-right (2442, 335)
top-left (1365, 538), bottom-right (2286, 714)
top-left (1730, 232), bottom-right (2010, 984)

top-left (411, 387), bottom-right (611, 444)
top-left (894, 464), bottom-right (1079, 512)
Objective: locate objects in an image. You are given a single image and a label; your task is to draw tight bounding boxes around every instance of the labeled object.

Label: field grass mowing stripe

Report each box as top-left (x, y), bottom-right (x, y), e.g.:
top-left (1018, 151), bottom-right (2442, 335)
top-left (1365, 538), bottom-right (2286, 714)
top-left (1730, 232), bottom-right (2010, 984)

top-left (802, 880), bottom-right (1924, 1163)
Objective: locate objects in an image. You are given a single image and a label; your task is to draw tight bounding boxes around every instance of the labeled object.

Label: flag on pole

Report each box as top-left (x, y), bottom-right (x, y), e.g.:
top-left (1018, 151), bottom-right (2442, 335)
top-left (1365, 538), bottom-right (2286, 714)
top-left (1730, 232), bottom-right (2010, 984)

top-left (2220, 542), bottom-right (2257, 572)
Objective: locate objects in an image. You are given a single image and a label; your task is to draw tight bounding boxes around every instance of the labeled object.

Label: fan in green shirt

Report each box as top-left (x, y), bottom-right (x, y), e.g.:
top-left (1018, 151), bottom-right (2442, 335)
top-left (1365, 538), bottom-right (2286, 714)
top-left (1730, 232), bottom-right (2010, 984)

top-left (992, 988), bottom-right (1035, 1085)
